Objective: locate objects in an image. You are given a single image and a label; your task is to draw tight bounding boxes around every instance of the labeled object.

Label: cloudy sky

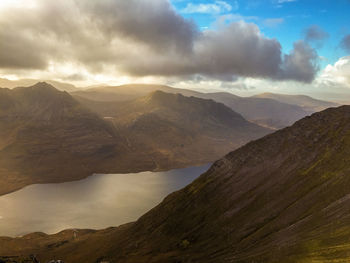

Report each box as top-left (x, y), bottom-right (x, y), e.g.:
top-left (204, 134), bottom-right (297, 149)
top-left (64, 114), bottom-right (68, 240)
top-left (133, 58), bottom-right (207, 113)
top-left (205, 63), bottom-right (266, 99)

top-left (0, 0), bottom-right (349, 100)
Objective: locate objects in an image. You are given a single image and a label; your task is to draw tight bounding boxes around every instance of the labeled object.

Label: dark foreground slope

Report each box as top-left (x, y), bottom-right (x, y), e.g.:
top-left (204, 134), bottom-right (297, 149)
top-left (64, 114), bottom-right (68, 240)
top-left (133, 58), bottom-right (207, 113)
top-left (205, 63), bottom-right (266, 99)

top-left (2, 106), bottom-right (350, 262)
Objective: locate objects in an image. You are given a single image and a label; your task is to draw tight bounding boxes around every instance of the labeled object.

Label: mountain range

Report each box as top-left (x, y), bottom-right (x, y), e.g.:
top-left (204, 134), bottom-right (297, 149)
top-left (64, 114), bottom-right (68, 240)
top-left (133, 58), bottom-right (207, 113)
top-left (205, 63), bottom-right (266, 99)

top-left (0, 82), bottom-right (270, 195)
top-left (1, 104), bottom-right (349, 262)
top-left (0, 78), bottom-right (78, 92)
top-left (73, 84), bottom-right (339, 129)
top-left (253, 92), bottom-right (338, 112)
top-left (1, 79), bottom-right (339, 129)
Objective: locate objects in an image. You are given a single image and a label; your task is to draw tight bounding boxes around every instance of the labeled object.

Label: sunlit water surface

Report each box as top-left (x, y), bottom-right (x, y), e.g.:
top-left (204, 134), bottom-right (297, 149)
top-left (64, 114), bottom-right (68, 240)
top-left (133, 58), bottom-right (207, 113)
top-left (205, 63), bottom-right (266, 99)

top-left (0, 164), bottom-right (210, 237)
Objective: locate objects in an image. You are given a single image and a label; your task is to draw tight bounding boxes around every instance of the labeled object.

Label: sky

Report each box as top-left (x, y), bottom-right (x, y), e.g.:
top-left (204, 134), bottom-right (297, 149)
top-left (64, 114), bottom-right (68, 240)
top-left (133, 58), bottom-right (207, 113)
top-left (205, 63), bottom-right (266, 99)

top-left (0, 0), bottom-right (349, 100)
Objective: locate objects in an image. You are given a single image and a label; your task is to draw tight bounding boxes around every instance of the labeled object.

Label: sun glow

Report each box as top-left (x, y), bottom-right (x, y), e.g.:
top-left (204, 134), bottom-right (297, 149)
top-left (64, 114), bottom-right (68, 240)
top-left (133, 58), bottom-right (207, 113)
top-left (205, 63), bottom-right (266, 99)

top-left (0, 0), bottom-right (38, 9)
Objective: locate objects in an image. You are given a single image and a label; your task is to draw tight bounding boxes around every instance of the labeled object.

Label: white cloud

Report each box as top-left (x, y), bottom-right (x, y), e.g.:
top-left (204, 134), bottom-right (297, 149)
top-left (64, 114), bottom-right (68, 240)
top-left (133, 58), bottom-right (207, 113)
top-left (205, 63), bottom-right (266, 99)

top-left (182, 1), bottom-right (237, 14)
top-left (321, 56), bottom-right (350, 88)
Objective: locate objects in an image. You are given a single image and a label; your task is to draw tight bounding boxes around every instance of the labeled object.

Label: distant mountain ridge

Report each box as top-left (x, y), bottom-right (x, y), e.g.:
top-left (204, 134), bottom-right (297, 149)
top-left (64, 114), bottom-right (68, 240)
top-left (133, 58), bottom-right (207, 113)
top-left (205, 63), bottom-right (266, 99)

top-left (73, 84), bottom-right (337, 129)
top-left (0, 78), bottom-right (78, 92)
top-left (253, 92), bottom-right (339, 112)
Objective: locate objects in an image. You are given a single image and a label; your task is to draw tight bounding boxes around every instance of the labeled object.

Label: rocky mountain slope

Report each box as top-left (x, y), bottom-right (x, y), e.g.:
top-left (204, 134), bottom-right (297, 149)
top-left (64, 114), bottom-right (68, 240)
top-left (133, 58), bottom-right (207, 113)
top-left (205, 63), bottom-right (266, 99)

top-left (2, 105), bottom-right (350, 262)
top-left (78, 90), bottom-right (270, 170)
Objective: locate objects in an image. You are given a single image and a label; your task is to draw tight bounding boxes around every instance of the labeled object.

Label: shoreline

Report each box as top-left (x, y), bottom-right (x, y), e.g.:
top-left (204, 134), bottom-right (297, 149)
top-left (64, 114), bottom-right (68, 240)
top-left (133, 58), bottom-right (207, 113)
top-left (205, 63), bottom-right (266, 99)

top-left (0, 163), bottom-right (211, 238)
top-left (0, 160), bottom-right (211, 198)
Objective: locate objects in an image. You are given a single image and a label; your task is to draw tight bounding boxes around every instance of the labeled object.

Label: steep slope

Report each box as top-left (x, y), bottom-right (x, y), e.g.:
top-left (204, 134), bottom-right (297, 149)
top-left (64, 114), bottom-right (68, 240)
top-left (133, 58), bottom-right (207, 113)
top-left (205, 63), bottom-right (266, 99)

top-left (79, 91), bottom-right (271, 170)
top-left (72, 84), bottom-right (312, 129)
top-left (4, 105), bottom-right (350, 262)
top-left (106, 105), bottom-right (350, 262)
top-left (254, 92), bottom-right (339, 112)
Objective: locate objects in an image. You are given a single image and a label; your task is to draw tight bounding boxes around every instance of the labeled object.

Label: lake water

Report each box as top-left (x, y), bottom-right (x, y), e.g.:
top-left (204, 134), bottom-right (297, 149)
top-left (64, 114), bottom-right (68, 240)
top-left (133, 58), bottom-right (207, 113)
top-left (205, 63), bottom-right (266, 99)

top-left (0, 164), bottom-right (210, 237)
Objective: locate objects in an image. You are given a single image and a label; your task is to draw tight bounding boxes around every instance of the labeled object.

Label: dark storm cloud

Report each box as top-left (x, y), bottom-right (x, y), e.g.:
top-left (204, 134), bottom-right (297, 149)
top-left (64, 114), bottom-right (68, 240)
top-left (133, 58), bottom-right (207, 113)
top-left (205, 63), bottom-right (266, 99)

top-left (0, 0), bottom-right (319, 83)
top-left (129, 21), bottom-right (284, 78)
top-left (78, 0), bottom-right (198, 54)
top-left (304, 25), bottom-right (329, 42)
top-left (124, 22), bottom-right (318, 83)
top-left (0, 0), bottom-right (197, 70)
top-left (278, 40), bottom-right (319, 82)
top-left (341, 35), bottom-right (350, 52)
top-left (194, 23), bottom-right (283, 78)
top-left (0, 25), bottom-right (48, 69)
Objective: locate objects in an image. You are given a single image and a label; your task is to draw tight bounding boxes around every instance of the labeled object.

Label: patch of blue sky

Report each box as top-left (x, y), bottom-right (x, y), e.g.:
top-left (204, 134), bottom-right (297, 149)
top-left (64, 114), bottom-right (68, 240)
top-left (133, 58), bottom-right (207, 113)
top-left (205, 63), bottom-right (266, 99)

top-left (171, 0), bottom-right (350, 69)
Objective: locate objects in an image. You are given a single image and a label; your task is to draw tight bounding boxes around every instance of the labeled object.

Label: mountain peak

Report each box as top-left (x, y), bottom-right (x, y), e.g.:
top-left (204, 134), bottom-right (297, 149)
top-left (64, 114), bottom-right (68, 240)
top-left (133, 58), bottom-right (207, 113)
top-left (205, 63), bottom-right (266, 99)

top-left (137, 90), bottom-right (248, 124)
top-left (144, 90), bottom-right (222, 108)
top-left (0, 78), bottom-right (78, 91)
top-left (2, 82), bottom-right (81, 121)
top-left (27, 81), bottom-right (59, 92)
top-left (13, 82), bottom-right (62, 97)
top-left (32, 81), bottom-right (55, 88)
